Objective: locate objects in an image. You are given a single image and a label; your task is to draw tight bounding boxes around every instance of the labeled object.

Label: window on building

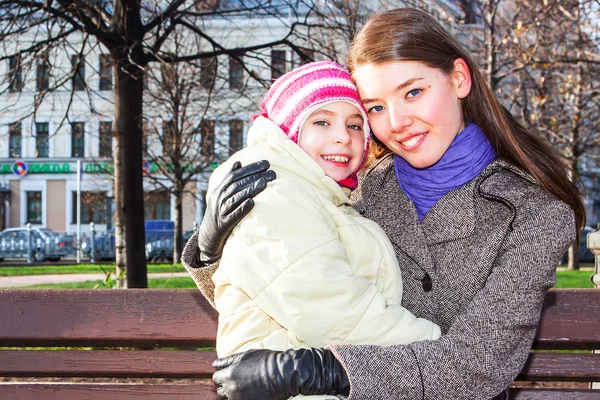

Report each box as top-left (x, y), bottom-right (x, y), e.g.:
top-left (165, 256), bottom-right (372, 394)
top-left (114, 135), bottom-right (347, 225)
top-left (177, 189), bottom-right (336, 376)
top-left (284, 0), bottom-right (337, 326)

top-left (26, 191), bottom-right (42, 224)
top-left (145, 191), bottom-right (171, 220)
top-left (8, 122), bottom-right (22, 158)
top-left (200, 57), bottom-right (217, 89)
top-left (36, 57), bottom-right (50, 92)
top-left (229, 120), bottom-right (243, 155)
top-left (295, 48), bottom-right (314, 67)
top-left (8, 55), bottom-right (23, 92)
top-left (99, 121), bottom-right (112, 158)
top-left (35, 122), bottom-right (49, 158)
top-left (271, 50), bottom-right (287, 81)
top-left (162, 119), bottom-right (176, 156)
top-left (72, 191), bottom-right (107, 224)
top-left (200, 119), bottom-right (215, 158)
top-left (99, 54), bottom-right (113, 91)
top-left (71, 55), bottom-right (85, 91)
top-left (229, 54), bottom-right (244, 90)
top-left (71, 122), bottom-right (85, 157)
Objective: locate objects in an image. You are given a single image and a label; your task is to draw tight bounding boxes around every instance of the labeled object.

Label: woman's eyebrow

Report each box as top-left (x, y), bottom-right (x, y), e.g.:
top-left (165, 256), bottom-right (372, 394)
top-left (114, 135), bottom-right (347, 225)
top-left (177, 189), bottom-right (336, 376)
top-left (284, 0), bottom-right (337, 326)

top-left (361, 77), bottom-right (424, 104)
top-left (397, 77), bottom-right (423, 90)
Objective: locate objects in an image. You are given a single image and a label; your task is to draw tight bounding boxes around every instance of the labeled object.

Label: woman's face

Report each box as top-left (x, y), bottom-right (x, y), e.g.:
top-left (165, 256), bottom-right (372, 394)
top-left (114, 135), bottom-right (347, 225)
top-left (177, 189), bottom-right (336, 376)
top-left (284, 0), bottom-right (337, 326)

top-left (353, 60), bottom-right (471, 169)
top-left (298, 101), bottom-right (366, 182)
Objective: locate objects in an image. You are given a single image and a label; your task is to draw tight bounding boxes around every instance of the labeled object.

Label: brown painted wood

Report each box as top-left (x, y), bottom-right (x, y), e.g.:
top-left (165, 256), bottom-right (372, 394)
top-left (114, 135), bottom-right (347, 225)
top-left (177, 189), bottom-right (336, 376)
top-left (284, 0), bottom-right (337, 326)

top-left (0, 289), bottom-right (217, 347)
top-left (533, 289), bottom-right (600, 350)
top-left (509, 388), bottom-right (600, 399)
top-left (0, 350), bottom-right (216, 378)
top-left (0, 383), bottom-right (219, 400)
top-left (1, 288), bottom-right (599, 397)
top-left (516, 352), bottom-right (600, 381)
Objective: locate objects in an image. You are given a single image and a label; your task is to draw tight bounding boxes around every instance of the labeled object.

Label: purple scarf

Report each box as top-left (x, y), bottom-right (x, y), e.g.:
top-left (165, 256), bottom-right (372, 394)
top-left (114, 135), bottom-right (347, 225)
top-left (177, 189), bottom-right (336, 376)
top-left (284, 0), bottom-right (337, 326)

top-left (393, 123), bottom-right (497, 221)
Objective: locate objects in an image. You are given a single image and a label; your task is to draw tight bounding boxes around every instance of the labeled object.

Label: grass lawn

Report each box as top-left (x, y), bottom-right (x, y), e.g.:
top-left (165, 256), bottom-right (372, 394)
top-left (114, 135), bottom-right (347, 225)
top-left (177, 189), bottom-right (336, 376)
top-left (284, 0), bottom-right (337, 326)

top-left (21, 276), bottom-right (196, 289)
top-left (0, 263), bottom-right (185, 276)
top-left (554, 269), bottom-right (594, 288)
top-left (9, 268), bottom-right (595, 290)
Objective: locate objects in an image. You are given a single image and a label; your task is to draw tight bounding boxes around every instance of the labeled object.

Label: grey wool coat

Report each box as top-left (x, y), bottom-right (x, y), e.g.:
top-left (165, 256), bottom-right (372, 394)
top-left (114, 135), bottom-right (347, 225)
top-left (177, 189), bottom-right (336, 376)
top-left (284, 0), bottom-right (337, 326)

top-left (182, 155), bottom-right (576, 400)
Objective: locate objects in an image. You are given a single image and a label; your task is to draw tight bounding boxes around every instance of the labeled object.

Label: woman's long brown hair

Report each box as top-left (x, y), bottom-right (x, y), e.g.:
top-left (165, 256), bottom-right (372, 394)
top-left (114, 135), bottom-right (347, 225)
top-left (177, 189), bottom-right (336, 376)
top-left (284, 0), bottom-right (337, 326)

top-left (349, 8), bottom-right (586, 236)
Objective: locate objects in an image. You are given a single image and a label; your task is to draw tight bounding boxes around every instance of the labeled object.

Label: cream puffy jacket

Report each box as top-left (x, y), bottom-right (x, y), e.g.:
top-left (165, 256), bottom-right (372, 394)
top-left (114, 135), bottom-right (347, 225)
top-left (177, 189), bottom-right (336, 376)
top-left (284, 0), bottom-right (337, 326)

top-left (210, 117), bottom-right (441, 363)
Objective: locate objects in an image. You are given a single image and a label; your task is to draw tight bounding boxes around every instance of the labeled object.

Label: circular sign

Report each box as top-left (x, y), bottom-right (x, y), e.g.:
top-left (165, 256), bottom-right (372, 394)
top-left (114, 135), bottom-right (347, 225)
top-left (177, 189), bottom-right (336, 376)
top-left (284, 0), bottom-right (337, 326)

top-left (142, 160), bottom-right (151, 175)
top-left (12, 160), bottom-right (28, 177)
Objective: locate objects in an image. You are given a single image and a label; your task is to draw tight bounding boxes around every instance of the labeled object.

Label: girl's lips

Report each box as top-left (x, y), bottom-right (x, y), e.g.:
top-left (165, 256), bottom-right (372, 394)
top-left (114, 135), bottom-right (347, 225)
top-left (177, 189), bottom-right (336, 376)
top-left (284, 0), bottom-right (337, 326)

top-left (321, 154), bottom-right (351, 165)
top-left (399, 132), bottom-right (427, 151)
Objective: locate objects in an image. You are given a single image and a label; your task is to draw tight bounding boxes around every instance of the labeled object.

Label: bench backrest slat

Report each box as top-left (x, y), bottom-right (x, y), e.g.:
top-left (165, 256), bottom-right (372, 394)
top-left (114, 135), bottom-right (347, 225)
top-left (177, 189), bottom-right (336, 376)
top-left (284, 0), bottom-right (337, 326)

top-left (534, 289), bottom-right (600, 350)
top-left (0, 289), bottom-right (217, 347)
top-left (509, 388), bottom-right (600, 399)
top-left (0, 350), bottom-right (216, 378)
top-left (0, 384), bottom-right (219, 400)
top-left (1, 289), bottom-right (599, 349)
top-left (517, 352), bottom-right (600, 381)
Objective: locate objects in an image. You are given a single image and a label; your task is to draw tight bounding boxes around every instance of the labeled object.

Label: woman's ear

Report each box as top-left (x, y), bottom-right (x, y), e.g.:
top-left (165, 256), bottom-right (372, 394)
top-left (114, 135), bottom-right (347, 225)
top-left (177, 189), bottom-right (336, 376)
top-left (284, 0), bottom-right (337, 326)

top-left (452, 58), bottom-right (472, 99)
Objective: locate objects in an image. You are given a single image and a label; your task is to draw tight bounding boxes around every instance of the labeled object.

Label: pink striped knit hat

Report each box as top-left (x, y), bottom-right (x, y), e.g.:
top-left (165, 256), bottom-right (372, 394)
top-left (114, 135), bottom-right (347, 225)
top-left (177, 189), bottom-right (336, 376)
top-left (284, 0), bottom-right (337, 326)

top-left (259, 61), bottom-right (370, 148)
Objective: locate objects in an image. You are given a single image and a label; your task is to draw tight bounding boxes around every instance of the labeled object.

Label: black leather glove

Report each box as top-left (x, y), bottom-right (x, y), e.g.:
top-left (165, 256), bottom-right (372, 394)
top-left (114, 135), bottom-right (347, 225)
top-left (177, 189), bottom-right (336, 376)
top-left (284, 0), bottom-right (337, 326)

top-left (212, 348), bottom-right (349, 400)
top-left (196, 160), bottom-right (276, 265)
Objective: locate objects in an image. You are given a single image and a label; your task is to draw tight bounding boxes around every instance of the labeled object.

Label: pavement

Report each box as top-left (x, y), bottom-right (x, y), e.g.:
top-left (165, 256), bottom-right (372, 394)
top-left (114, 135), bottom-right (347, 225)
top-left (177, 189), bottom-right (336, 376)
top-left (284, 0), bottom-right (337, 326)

top-left (0, 272), bottom-right (190, 288)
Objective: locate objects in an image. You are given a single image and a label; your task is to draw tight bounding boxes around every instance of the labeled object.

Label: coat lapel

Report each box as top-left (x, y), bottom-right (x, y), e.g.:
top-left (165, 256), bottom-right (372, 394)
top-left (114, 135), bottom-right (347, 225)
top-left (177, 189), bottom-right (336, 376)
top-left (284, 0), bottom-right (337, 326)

top-left (420, 178), bottom-right (477, 246)
top-left (355, 156), bottom-right (435, 273)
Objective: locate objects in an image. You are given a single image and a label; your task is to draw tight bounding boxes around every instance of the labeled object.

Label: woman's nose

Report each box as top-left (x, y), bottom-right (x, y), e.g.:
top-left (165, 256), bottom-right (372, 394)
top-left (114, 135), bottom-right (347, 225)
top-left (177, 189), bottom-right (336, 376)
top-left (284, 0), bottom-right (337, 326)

top-left (389, 108), bottom-right (412, 133)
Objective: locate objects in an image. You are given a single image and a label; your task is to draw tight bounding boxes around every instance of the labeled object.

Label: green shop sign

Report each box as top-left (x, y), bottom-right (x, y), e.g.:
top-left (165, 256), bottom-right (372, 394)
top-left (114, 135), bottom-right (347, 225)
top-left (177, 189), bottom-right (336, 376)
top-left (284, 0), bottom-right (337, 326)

top-left (1, 162), bottom-right (72, 175)
top-left (1, 160), bottom-right (220, 175)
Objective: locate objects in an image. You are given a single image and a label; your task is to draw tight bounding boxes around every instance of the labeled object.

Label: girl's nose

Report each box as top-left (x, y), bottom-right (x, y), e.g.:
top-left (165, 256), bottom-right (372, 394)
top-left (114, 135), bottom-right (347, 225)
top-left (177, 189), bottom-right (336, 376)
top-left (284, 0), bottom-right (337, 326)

top-left (333, 127), bottom-right (352, 146)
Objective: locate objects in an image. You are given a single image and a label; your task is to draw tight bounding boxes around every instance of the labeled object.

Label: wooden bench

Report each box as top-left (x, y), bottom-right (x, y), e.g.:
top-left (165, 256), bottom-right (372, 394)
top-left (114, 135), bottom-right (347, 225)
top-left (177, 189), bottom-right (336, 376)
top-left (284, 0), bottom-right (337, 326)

top-left (0, 288), bottom-right (598, 399)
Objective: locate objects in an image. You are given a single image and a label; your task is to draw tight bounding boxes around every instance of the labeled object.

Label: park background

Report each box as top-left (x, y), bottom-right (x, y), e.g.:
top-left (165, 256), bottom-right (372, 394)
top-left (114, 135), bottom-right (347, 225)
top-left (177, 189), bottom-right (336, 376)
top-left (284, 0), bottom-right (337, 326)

top-left (0, 0), bottom-right (598, 287)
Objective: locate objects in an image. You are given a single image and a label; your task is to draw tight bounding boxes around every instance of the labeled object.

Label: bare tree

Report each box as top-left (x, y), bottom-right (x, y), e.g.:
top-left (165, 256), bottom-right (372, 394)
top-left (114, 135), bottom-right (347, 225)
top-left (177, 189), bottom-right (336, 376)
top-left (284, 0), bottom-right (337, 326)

top-left (141, 46), bottom-right (258, 263)
top-left (452, 0), bottom-right (600, 269)
top-left (0, 0), bottom-right (372, 286)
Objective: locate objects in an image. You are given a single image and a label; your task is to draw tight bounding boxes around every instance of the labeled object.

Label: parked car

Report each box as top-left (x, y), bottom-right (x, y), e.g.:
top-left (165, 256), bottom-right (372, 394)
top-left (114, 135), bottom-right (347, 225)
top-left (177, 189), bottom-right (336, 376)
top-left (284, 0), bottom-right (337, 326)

top-left (145, 228), bottom-right (194, 262)
top-left (0, 227), bottom-right (68, 262)
top-left (560, 226), bottom-right (595, 264)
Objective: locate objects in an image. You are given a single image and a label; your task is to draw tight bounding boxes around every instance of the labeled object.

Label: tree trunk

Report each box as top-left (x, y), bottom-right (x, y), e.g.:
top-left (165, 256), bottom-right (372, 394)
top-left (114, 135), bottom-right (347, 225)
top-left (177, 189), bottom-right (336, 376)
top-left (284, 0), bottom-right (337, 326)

top-left (567, 244), bottom-right (579, 271)
top-left (566, 152), bottom-right (581, 270)
top-left (113, 57), bottom-right (148, 288)
top-left (173, 185), bottom-right (183, 264)
top-left (111, 0), bottom-right (148, 288)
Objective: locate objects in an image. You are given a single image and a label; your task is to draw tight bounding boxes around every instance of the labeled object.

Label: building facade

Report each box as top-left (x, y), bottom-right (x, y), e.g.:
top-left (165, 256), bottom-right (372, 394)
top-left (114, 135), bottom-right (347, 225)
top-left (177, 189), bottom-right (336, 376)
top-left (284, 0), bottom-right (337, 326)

top-left (0, 0), bottom-right (464, 235)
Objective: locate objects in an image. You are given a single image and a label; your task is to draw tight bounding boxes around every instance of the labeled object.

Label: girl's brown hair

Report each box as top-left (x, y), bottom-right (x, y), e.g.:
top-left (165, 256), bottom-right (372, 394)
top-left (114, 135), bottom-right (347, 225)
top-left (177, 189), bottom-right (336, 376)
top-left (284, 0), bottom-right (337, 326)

top-left (349, 8), bottom-right (585, 235)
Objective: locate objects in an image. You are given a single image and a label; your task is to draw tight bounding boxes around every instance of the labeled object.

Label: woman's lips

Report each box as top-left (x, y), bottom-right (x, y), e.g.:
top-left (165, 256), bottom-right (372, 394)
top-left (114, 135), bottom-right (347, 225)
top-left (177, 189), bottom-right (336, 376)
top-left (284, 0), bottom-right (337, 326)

top-left (399, 132), bottom-right (427, 150)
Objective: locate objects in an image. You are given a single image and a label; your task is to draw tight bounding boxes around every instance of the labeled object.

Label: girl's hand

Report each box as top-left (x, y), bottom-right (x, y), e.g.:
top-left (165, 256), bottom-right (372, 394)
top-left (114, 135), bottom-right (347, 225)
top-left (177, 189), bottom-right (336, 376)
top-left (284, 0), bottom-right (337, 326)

top-left (196, 160), bottom-right (276, 265)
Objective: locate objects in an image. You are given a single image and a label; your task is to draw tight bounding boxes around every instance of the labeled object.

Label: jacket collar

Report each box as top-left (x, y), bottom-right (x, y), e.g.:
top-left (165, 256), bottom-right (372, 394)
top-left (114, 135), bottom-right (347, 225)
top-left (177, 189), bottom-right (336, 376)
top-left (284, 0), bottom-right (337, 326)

top-left (250, 116), bottom-right (351, 206)
top-left (356, 155), bottom-right (534, 251)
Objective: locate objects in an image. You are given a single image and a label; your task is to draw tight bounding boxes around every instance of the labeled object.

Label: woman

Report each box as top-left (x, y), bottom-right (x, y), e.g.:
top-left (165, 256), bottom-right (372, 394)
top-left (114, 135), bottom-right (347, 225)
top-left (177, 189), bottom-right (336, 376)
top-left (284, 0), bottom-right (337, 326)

top-left (183, 8), bottom-right (583, 400)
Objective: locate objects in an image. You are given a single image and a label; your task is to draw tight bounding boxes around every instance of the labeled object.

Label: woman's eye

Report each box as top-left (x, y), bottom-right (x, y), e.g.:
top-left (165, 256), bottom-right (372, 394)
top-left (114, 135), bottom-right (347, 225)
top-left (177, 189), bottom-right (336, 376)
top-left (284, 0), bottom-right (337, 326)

top-left (407, 88), bottom-right (421, 98)
top-left (367, 105), bottom-right (384, 114)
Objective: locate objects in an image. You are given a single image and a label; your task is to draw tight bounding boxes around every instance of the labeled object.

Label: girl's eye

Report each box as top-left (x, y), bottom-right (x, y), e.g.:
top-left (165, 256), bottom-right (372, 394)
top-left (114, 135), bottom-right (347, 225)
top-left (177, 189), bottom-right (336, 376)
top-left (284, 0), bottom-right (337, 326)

top-left (348, 124), bottom-right (362, 131)
top-left (367, 105), bottom-right (384, 114)
top-left (314, 120), bottom-right (329, 126)
top-left (407, 88), bottom-right (421, 98)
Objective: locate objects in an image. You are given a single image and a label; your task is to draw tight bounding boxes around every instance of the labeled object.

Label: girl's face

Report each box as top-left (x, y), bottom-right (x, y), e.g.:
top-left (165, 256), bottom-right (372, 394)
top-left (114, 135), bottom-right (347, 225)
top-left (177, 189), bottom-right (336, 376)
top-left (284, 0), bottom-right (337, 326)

top-left (353, 60), bottom-right (471, 169)
top-left (298, 101), bottom-right (366, 182)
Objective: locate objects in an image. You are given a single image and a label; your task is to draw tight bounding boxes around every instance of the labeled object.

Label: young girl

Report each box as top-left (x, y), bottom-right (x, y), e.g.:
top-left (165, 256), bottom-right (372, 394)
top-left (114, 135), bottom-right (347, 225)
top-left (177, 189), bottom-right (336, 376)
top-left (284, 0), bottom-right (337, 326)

top-left (185, 9), bottom-right (583, 400)
top-left (187, 61), bottom-right (440, 398)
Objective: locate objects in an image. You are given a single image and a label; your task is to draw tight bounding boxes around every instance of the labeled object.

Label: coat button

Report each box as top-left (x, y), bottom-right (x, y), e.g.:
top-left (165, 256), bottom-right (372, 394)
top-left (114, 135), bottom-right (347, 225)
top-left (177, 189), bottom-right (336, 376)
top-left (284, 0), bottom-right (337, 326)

top-left (422, 272), bottom-right (432, 292)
